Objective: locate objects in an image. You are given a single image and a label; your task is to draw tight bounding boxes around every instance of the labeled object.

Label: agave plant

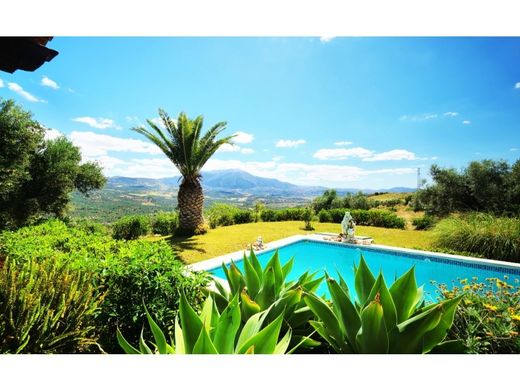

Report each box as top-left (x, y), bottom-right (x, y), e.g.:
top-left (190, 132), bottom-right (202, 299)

top-left (209, 249), bottom-right (323, 349)
top-left (117, 293), bottom-right (292, 354)
top-left (304, 256), bottom-right (465, 353)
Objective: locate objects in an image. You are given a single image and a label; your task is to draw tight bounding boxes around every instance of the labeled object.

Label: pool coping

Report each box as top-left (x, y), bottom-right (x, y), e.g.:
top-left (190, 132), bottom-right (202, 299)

top-left (188, 232), bottom-right (520, 275)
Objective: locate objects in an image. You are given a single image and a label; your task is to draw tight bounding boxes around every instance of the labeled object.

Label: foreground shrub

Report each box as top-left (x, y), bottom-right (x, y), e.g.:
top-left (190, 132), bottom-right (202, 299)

top-left (233, 210), bottom-right (254, 224)
top-left (117, 293), bottom-right (292, 354)
top-left (327, 208), bottom-right (405, 229)
top-left (0, 220), bottom-right (209, 352)
top-left (0, 257), bottom-right (104, 353)
top-left (260, 209), bottom-right (277, 222)
top-left (66, 218), bottom-right (108, 235)
top-left (432, 213), bottom-right (520, 262)
top-left (318, 209), bottom-right (332, 223)
top-left (206, 203), bottom-right (240, 228)
top-left (210, 250), bottom-right (323, 350)
top-left (412, 215), bottom-right (436, 230)
top-left (302, 207), bottom-right (315, 231)
top-left (435, 277), bottom-right (520, 354)
top-left (151, 211), bottom-right (179, 235)
top-left (304, 256), bottom-right (464, 353)
top-left (275, 208), bottom-right (306, 221)
top-left (112, 214), bottom-right (151, 240)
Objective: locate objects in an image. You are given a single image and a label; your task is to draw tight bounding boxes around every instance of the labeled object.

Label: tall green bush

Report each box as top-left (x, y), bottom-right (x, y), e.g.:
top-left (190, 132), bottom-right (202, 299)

top-left (0, 220), bottom-right (210, 352)
top-left (0, 257), bottom-right (104, 353)
top-left (432, 213), bottom-right (520, 262)
top-left (206, 203), bottom-right (241, 228)
top-left (412, 215), bottom-right (436, 230)
top-left (318, 209), bottom-right (332, 223)
top-left (112, 214), bottom-right (151, 240)
top-left (233, 210), bottom-right (254, 224)
top-left (151, 211), bottom-right (179, 235)
top-left (260, 209), bottom-right (278, 222)
top-left (326, 208), bottom-right (405, 229)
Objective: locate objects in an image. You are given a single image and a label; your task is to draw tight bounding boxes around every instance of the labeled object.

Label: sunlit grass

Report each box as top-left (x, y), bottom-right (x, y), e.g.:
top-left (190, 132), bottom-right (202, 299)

top-left (143, 221), bottom-right (434, 264)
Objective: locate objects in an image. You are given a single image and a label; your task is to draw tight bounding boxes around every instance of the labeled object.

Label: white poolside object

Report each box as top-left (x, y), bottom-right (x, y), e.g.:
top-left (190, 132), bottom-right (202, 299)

top-left (340, 211), bottom-right (372, 244)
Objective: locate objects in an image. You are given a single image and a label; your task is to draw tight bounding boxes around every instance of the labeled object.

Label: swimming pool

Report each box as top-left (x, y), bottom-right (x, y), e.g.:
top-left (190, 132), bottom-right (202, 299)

top-left (207, 238), bottom-right (520, 300)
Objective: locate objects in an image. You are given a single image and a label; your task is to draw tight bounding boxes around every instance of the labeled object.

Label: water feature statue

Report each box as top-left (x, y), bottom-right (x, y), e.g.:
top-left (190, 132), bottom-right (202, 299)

top-left (341, 211), bottom-right (356, 241)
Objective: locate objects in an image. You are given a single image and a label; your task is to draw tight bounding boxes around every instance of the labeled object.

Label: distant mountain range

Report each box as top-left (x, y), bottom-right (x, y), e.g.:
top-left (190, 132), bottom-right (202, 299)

top-left (72, 169), bottom-right (416, 222)
top-left (107, 169), bottom-right (416, 195)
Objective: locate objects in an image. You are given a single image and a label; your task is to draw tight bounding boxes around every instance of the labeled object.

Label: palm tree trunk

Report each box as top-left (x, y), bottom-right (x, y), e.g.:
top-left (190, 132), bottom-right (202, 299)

top-left (178, 178), bottom-right (205, 234)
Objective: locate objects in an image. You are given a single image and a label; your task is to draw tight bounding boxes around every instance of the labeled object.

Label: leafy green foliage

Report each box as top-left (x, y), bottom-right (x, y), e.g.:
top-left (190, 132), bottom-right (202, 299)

top-left (210, 250), bottom-right (323, 350)
top-left (112, 214), bottom-right (151, 240)
top-left (65, 217), bottom-right (109, 235)
top-left (0, 220), bottom-right (209, 352)
top-left (302, 207), bottom-right (315, 231)
top-left (0, 99), bottom-right (44, 203)
top-left (117, 293), bottom-right (292, 354)
top-left (206, 203), bottom-right (241, 228)
top-left (0, 257), bottom-right (104, 353)
top-left (327, 208), bottom-right (406, 229)
top-left (0, 99), bottom-right (106, 230)
top-left (435, 277), bottom-right (520, 353)
top-left (312, 190), bottom-right (375, 212)
top-left (318, 209), bottom-right (332, 223)
top-left (433, 213), bottom-right (520, 262)
top-left (412, 215), bottom-right (436, 230)
top-left (417, 159), bottom-right (520, 216)
top-left (304, 256), bottom-right (464, 353)
top-left (233, 210), bottom-right (254, 224)
top-left (151, 211), bottom-right (179, 235)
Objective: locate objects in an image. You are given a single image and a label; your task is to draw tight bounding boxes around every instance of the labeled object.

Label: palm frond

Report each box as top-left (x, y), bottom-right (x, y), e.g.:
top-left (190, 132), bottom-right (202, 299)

top-left (131, 109), bottom-right (233, 179)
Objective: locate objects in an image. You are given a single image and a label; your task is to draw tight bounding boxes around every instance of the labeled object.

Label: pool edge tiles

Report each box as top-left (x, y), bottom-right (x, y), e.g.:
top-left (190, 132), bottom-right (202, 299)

top-left (188, 233), bottom-right (520, 276)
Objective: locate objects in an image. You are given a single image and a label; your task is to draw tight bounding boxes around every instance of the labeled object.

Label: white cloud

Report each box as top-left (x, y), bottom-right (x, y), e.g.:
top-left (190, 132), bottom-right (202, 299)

top-left (363, 149), bottom-right (420, 162)
top-left (41, 76), bottom-right (59, 89)
top-left (275, 139), bottom-right (306, 148)
top-left (320, 36), bottom-right (335, 42)
top-left (314, 147), bottom-right (426, 162)
top-left (218, 144), bottom-right (241, 153)
top-left (202, 159), bottom-right (416, 187)
top-left (70, 131), bottom-right (162, 158)
top-left (0, 79), bottom-right (4, 88)
top-left (7, 82), bottom-right (44, 102)
top-left (86, 152), bottom-right (417, 187)
top-left (511, 148), bottom-right (518, 152)
top-left (333, 141), bottom-right (353, 146)
top-left (515, 82), bottom-right (520, 89)
top-left (400, 113), bottom-right (438, 121)
top-left (233, 131), bottom-right (254, 144)
top-left (401, 112), bottom-right (463, 121)
top-left (462, 120), bottom-right (471, 125)
top-left (218, 143), bottom-right (254, 154)
top-left (44, 128), bottom-right (63, 141)
top-left (313, 147), bottom-right (373, 160)
top-left (73, 116), bottom-right (122, 130)
top-left (125, 116), bottom-right (140, 123)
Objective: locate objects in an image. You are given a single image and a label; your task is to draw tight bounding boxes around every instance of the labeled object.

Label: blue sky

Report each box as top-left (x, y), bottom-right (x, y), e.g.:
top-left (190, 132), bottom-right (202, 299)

top-left (1, 37), bottom-right (519, 189)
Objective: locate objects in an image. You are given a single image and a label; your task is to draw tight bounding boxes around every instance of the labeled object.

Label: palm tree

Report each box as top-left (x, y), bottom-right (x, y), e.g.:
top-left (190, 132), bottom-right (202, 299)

top-left (133, 109), bottom-right (234, 234)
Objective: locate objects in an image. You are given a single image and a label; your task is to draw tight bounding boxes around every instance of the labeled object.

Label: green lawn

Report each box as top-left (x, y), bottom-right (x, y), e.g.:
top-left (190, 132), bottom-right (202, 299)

top-left (144, 221), bottom-right (434, 264)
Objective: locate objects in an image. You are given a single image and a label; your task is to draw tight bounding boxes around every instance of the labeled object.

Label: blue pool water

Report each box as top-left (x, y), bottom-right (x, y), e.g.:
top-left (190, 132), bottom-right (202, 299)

top-left (210, 240), bottom-right (520, 301)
